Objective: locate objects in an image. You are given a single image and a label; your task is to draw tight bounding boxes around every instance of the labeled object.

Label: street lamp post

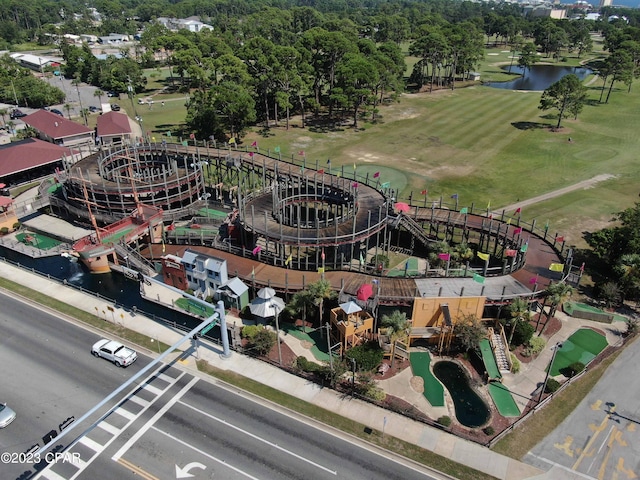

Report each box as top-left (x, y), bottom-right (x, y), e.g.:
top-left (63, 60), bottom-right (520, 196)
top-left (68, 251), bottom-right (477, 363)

top-left (538, 342), bottom-right (563, 403)
top-left (274, 304), bottom-right (282, 366)
top-left (351, 358), bottom-right (356, 396)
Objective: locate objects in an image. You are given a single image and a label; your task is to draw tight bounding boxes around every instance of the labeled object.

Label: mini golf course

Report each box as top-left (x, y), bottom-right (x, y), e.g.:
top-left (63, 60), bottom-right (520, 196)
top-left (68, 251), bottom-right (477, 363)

top-left (488, 382), bottom-right (521, 417)
top-left (549, 328), bottom-right (609, 377)
top-left (563, 301), bottom-right (628, 323)
top-left (410, 352), bottom-right (445, 407)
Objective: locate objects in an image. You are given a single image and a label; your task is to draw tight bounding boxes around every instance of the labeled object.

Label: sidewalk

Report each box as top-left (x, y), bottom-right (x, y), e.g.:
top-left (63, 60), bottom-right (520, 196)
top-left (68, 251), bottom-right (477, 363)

top-left (0, 260), bottom-right (595, 480)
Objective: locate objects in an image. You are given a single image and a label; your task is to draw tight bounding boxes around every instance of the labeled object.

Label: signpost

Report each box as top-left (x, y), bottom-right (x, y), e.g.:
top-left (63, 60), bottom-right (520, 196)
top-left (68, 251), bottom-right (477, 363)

top-left (199, 320), bottom-right (217, 337)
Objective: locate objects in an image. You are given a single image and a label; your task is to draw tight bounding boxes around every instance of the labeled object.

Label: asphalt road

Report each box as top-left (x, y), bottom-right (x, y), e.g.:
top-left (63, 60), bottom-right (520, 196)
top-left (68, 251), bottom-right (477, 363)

top-left (0, 290), bottom-right (150, 479)
top-left (1, 293), bottom-right (441, 480)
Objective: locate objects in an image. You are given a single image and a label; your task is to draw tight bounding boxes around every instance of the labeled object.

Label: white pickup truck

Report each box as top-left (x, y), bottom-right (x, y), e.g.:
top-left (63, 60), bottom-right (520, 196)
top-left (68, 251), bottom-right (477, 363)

top-left (91, 339), bottom-right (137, 367)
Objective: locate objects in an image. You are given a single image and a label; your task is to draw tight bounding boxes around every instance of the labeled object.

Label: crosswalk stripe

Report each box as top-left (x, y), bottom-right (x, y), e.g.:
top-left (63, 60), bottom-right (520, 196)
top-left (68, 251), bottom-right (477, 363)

top-left (141, 383), bottom-right (163, 396)
top-left (157, 373), bottom-right (174, 383)
top-left (38, 468), bottom-right (67, 480)
top-left (78, 436), bottom-right (103, 452)
top-left (114, 407), bottom-right (135, 421)
top-left (128, 395), bottom-right (150, 407)
top-left (97, 421), bottom-right (119, 435)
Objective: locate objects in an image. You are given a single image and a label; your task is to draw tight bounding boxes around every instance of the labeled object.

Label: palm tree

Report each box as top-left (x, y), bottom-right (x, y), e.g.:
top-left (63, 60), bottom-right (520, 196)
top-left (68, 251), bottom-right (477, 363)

top-left (507, 298), bottom-right (531, 347)
top-left (80, 108), bottom-right (89, 126)
top-left (93, 89), bottom-right (104, 108)
top-left (307, 279), bottom-right (337, 331)
top-left (380, 310), bottom-right (410, 343)
top-left (0, 108), bottom-right (7, 127)
top-left (540, 282), bottom-right (573, 336)
top-left (63, 103), bottom-right (72, 119)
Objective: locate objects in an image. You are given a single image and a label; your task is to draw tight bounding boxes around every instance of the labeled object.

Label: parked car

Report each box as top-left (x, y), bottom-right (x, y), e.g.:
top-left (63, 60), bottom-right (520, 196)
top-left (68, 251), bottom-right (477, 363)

top-left (89, 106), bottom-right (100, 113)
top-left (110, 104), bottom-right (120, 111)
top-left (9, 109), bottom-right (26, 120)
top-left (91, 339), bottom-right (137, 367)
top-left (0, 403), bottom-right (16, 428)
top-left (50, 108), bottom-right (64, 116)
top-left (107, 91), bottom-right (118, 97)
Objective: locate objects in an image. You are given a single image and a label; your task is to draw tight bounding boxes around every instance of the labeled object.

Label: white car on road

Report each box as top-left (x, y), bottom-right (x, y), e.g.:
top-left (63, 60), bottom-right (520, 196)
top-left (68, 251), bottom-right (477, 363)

top-left (91, 339), bottom-right (137, 367)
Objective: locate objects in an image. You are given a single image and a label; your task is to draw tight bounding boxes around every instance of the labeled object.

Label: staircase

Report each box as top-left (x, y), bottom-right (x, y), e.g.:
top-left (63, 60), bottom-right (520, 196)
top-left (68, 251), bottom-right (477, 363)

top-left (491, 333), bottom-right (511, 373)
top-left (113, 243), bottom-right (155, 276)
top-left (392, 214), bottom-right (435, 247)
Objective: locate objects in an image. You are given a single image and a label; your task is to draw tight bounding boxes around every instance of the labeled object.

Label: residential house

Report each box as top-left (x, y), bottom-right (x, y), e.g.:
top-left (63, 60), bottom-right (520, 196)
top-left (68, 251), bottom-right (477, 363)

top-left (23, 110), bottom-right (94, 147)
top-left (98, 34), bottom-right (130, 45)
top-left (156, 16), bottom-right (213, 33)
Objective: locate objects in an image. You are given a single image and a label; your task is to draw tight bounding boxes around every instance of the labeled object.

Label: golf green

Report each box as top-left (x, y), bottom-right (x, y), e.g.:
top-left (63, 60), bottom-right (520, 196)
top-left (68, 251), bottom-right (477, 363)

top-left (410, 352), bottom-right (445, 407)
top-left (488, 382), bottom-right (520, 417)
top-left (549, 328), bottom-right (608, 377)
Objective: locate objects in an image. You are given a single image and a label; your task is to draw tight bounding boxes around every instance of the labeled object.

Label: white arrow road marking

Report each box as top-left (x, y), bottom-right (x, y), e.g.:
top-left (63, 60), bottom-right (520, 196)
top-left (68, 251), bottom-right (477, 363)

top-left (154, 428), bottom-right (257, 479)
top-left (179, 400), bottom-right (337, 475)
top-left (175, 461), bottom-right (206, 479)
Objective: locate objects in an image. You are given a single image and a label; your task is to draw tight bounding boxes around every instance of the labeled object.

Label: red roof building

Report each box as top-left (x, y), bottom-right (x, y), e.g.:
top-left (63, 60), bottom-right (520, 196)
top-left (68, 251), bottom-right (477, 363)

top-left (97, 111), bottom-right (133, 146)
top-left (23, 110), bottom-right (93, 147)
top-left (0, 138), bottom-right (74, 185)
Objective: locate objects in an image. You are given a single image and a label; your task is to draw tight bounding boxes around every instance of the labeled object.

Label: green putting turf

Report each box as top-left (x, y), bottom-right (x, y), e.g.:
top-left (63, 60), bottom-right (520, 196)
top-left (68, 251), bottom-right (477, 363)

top-left (281, 323), bottom-right (330, 362)
top-left (175, 298), bottom-right (216, 317)
top-left (563, 302), bottom-right (628, 322)
top-left (479, 338), bottom-right (502, 380)
top-left (488, 382), bottom-right (521, 417)
top-left (15, 232), bottom-right (62, 250)
top-left (549, 328), bottom-right (608, 377)
top-left (410, 352), bottom-right (445, 407)
top-left (196, 208), bottom-right (229, 220)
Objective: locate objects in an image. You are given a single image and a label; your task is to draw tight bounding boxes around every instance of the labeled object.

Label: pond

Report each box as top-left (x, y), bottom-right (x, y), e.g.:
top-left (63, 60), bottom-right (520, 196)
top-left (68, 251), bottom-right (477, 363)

top-left (485, 65), bottom-right (593, 91)
top-left (433, 361), bottom-right (490, 428)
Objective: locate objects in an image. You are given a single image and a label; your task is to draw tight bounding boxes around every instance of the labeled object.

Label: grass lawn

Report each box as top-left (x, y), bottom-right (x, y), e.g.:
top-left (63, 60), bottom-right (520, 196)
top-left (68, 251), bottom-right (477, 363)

top-left (549, 328), bottom-right (608, 377)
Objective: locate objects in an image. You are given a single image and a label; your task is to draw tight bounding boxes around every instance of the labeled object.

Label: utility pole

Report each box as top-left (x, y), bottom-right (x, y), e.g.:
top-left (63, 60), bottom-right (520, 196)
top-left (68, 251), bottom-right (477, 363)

top-left (538, 342), bottom-right (562, 403)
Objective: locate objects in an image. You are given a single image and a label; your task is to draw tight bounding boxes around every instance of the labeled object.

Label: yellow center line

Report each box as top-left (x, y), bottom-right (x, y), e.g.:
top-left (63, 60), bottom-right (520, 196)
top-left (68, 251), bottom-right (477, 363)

top-left (117, 457), bottom-right (160, 480)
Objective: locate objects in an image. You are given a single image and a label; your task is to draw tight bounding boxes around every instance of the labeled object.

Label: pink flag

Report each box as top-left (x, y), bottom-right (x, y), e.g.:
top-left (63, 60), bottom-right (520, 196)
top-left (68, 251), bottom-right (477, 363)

top-left (248, 152), bottom-right (254, 157)
top-left (298, 150), bottom-right (305, 156)
top-left (252, 246), bottom-right (262, 255)
top-left (580, 262), bottom-right (585, 272)
top-left (317, 169), bottom-right (324, 175)
top-left (321, 249), bottom-right (325, 261)
top-left (529, 275), bottom-right (538, 285)
top-left (352, 182), bottom-right (359, 188)
top-left (514, 207), bottom-right (521, 215)
top-left (513, 227), bottom-right (523, 235)
top-left (373, 172), bottom-right (380, 178)
top-left (251, 141), bottom-right (257, 147)
top-left (438, 253), bottom-right (450, 261)
top-left (505, 249), bottom-right (517, 257)
top-left (555, 236), bottom-right (564, 243)
top-left (189, 133), bottom-right (195, 139)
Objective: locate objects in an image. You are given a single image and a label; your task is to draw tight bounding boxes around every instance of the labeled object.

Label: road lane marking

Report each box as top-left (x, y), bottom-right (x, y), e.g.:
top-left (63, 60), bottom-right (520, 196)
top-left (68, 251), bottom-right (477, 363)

top-left (554, 435), bottom-right (574, 457)
top-left (129, 395), bottom-right (150, 407)
top-left (114, 406), bottom-right (136, 421)
top-left (118, 457), bottom-right (160, 480)
top-left (157, 373), bottom-right (174, 383)
top-left (38, 469), bottom-right (67, 480)
top-left (78, 436), bottom-right (103, 452)
top-left (112, 376), bottom-right (199, 461)
top-left (587, 426), bottom-right (615, 475)
top-left (591, 400), bottom-right (602, 411)
top-left (616, 457), bottom-right (637, 479)
top-left (574, 408), bottom-right (615, 470)
top-left (97, 421), bottom-right (119, 435)
top-left (179, 400), bottom-right (338, 475)
top-left (141, 383), bottom-right (163, 396)
top-left (152, 427), bottom-right (260, 480)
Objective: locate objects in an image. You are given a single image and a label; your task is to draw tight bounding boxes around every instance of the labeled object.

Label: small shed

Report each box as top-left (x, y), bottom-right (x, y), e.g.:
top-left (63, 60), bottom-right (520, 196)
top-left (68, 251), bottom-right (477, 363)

top-left (216, 277), bottom-right (249, 311)
top-left (469, 72), bottom-right (481, 81)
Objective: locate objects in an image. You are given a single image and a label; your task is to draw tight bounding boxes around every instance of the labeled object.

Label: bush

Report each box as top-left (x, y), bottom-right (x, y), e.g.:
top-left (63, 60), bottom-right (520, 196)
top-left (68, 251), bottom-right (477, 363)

top-left (437, 416), bottom-right (452, 427)
top-left (545, 378), bottom-right (561, 393)
top-left (12, 222), bottom-right (20, 230)
top-left (0, 227), bottom-right (8, 235)
top-left (510, 354), bottom-right (520, 374)
top-left (511, 320), bottom-right (535, 346)
top-left (522, 336), bottom-right (546, 357)
top-left (295, 356), bottom-right (320, 372)
top-left (483, 426), bottom-right (495, 436)
top-left (241, 325), bottom-right (261, 340)
top-left (563, 361), bottom-right (585, 377)
top-left (345, 341), bottom-right (384, 372)
top-left (249, 328), bottom-right (276, 356)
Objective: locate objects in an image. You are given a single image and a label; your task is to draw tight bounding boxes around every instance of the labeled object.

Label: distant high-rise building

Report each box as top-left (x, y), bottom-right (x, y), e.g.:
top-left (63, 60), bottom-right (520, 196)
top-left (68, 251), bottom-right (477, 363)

top-left (600, 0), bottom-right (612, 6)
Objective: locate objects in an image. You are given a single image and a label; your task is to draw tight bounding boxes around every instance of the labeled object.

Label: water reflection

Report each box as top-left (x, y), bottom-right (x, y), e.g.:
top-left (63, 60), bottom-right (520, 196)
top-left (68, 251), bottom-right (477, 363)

top-left (485, 65), bottom-right (592, 91)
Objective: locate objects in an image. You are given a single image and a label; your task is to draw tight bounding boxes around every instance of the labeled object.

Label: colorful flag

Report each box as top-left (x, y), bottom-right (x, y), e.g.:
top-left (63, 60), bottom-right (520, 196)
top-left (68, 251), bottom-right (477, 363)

top-left (438, 253), bottom-right (450, 261)
top-left (166, 131), bottom-right (171, 137)
top-left (488, 213), bottom-right (493, 220)
top-left (381, 182), bottom-right (391, 188)
top-left (321, 249), bottom-right (325, 261)
top-left (421, 189), bottom-right (427, 195)
top-left (152, 136), bottom-right (156, 141)
top-left (352, 182), bottom-right (359, 188)
top-left (298, 150), bottom-right (305, 156)
top-left (513, 227), bottom-right (523, 235)
top-left (473, 273), bottom-right (485, 284)
top-left (487, 201), bottom-right (491, 210)
top-left (317, 169), bottom-right (324, 175)
top-left (477, 252), bottom-right (490, 261)
top-left (505, 249), bottom-right (517, 257)
top-left (317, 267), bottom-right (325, 274)
top-left (274, 145), bottom-right (280, 153)
top-left (520, 243), bottom-right (528, 253)
top-left (506, 218), bottom-right (511, 225)
top-left (166, 223), bottom-right (175, 231)
top-left (549, 263), bottom-right (564, 272)
top-left (249, 152), bottom-right (254, 157)
top-left (529, 275), bottom-right (538, 285)
top-left (229, 137), bottom-right (236, 144)
top-left (251, 267), bottom-right (255, 277)
top-left (373, 172), bottom-right (380, 178)
top-left (182, 140), bottom-right (188, 146)
top-left (251, 141), bottom-right (257, 147)
top-left (285, 254), bottom-right (292, 266)
top-left (190, 133), bottom-right (195, 139)
top-left (459, 207), bottom-right (468, 214)
top-left (451, 193), bottom-right (458, 199)
top-left (353, 163), bottom-right (356, 170)
top-left (555, 236), bottom-right (565, 243)
top-left (162, 240), bottom-right (165, 253)
top-left (545, 220), bottom-right (549, 230)
top-left (360, 253), bottom-right (365, 265)
top-left (514, 207), bottom-right (521, 215)
top-left (252, 245), bottom-right (262, 255)
top-left (580, 262), bottom-right (585, 272)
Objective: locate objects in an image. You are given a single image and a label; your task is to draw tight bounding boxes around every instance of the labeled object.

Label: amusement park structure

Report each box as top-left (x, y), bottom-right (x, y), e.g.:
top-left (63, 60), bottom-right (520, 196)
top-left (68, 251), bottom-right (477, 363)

top-left (48, 141), bottom-right (569, 299)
